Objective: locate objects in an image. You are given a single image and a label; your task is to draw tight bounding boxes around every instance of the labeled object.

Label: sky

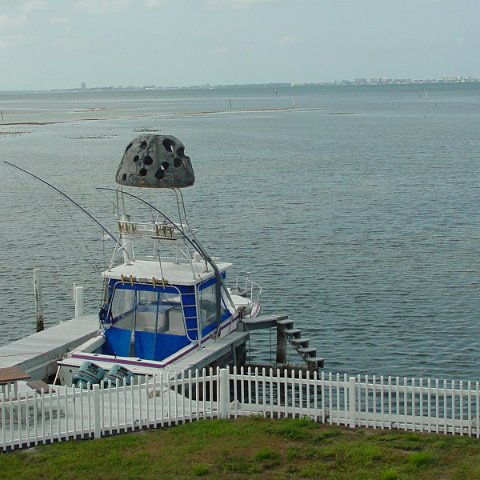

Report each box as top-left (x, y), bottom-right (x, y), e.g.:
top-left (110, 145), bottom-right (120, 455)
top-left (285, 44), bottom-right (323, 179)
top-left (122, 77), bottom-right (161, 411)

top-left (0, 0), bottom-right (479, 91)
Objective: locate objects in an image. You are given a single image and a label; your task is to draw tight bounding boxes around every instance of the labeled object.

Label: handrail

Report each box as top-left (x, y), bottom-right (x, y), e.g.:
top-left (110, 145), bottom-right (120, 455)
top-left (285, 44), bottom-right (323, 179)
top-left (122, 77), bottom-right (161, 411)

top-left (232, 271), bottom-right (262, 305)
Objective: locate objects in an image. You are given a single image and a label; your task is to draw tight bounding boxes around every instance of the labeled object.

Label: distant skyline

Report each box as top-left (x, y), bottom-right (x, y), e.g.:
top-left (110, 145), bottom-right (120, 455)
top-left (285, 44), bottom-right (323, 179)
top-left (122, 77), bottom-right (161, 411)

top-left (0, 0), bottom-right (479, 92)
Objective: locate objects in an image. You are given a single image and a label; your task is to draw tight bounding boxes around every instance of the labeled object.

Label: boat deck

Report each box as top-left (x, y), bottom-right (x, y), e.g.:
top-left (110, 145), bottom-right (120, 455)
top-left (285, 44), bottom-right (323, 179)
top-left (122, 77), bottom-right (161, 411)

top-left (164, 331), bottom-right (249, 373)
top-left (60, 330), bottom-right (250, 378)
top-left (0, 315), bottom-right (98, 380)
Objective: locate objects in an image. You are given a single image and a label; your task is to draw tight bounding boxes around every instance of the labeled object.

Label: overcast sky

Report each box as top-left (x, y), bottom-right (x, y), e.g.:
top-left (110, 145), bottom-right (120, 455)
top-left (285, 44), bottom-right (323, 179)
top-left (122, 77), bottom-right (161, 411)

top-left (0, 0), bottom-right (478, 91)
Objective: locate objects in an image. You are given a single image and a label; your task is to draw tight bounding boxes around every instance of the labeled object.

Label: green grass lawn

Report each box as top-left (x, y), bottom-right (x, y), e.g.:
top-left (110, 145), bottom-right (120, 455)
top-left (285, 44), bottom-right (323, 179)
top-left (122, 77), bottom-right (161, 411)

top-left (2, 417), bottom-right (480, 479)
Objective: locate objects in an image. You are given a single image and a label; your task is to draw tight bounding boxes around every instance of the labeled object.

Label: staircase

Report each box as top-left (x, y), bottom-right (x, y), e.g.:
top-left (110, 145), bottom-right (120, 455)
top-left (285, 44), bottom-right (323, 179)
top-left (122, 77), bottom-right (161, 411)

top-left (276, 317), bottom-right (325, 371)
top-left (238, 314), bottom-right (325, 372)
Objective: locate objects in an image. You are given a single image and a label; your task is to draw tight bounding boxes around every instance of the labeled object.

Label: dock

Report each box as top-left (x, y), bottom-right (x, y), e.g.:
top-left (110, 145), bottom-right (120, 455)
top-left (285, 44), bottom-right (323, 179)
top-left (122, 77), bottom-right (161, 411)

top-left (0, 314), bottom-right (98, 380)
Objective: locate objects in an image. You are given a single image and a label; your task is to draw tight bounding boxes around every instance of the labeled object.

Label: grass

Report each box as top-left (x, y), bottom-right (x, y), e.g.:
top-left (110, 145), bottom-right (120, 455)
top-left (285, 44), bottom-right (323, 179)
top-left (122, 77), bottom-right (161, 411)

top-left (2, 417), bottom-right (480, 479)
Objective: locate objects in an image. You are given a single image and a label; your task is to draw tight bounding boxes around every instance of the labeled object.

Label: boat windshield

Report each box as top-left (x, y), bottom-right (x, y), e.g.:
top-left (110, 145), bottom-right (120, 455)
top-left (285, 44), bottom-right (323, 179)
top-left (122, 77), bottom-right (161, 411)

top-left (198, 282), bottom-right (226, 329)
top-left (109, 284), bottom-right (184, 334)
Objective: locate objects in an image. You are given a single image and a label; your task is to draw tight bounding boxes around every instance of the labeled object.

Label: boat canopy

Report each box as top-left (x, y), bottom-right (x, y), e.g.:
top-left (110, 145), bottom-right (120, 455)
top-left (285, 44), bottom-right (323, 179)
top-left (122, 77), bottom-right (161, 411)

top-left (99, 272), bottom-right (230, 362)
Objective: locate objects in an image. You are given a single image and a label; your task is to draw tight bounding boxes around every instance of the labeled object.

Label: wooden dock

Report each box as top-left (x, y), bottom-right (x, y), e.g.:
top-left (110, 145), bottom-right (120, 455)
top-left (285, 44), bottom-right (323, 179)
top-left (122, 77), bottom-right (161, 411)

top-left (0, 314), bottom-right (98, 380)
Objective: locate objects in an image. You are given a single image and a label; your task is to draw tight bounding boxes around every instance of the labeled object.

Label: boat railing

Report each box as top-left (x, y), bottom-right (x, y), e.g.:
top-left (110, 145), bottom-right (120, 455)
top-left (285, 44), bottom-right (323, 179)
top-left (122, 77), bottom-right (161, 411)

top-left (140, 254), bottom-right (193, 264)
top-left (117, 220), bottom-right (197, 240)
top-left (231, 271), bottom-right (262, 304)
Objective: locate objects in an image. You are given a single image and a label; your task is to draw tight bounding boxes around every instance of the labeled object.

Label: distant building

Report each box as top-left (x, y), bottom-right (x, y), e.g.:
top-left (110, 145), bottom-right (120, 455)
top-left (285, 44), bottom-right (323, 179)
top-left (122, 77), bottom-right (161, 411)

top-left (81, 82), bottom-right (86, 90)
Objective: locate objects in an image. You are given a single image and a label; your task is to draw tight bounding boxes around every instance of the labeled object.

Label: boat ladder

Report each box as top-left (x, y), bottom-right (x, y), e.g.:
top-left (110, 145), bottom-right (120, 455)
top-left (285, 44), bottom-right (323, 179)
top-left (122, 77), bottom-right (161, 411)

top-left (276, 316), bottom-right (325, 371)
top-left (239, 314), bottom-right (325, 372)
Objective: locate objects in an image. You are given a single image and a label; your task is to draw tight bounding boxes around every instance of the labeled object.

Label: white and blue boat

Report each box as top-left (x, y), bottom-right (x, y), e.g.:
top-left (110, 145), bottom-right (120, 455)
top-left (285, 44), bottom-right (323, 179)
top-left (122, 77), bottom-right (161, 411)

top-left (58, 135), bottom-right (262, 385)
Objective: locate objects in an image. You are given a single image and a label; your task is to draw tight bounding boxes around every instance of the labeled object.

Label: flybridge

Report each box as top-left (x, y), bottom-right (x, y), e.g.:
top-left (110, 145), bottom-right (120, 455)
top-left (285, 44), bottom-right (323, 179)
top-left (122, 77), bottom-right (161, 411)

top-left (108, 207), bottom-right (218, 285)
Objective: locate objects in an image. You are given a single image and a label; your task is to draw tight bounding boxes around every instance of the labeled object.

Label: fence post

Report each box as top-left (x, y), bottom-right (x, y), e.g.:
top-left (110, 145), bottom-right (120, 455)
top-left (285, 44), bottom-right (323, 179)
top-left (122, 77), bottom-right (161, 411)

top-left (93, 384), bottom-right (101, 439)
top-left (219, 368), bottom-right (230, 419)
top-left (349, 376), bottom-right (356, 428)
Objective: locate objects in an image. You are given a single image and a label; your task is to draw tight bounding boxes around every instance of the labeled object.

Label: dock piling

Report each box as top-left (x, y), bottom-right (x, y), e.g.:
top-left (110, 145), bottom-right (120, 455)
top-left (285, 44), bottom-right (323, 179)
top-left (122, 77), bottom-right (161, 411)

top-left (33, 268), bottom-right (44, 332)
top-left (276, 324), bottom-right (287, 364)
top-left (74, 285), bottom-right (84, 317)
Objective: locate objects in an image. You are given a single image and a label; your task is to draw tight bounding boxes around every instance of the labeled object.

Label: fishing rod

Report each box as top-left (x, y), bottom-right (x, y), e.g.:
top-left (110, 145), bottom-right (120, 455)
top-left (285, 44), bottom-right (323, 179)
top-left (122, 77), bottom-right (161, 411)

top-left (4, 161), bottom-right (118, 243)
top-left (97, 187), bottom-right (238, 326)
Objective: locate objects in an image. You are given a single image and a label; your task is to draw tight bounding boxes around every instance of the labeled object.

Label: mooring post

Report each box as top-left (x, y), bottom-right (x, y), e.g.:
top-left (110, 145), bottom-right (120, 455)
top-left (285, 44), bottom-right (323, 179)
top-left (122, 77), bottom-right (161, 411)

top-left (276, 325), bottom-right (286, 364)
top-left (33, 268), bottom-right (44, 332)
top-left (74, 285), bottom-right (84, 318)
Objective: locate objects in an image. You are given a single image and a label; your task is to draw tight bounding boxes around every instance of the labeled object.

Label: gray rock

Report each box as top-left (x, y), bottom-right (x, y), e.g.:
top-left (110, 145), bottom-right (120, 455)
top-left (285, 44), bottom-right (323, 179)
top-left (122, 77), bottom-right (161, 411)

top-left (116, 134), bottom-right (195, 188)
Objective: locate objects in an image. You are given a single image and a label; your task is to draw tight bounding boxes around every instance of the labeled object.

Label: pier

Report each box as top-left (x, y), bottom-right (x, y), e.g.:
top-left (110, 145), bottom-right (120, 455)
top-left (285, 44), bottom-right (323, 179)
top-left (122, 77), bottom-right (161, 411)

top-left (0, 315), bottom-right (98, 381)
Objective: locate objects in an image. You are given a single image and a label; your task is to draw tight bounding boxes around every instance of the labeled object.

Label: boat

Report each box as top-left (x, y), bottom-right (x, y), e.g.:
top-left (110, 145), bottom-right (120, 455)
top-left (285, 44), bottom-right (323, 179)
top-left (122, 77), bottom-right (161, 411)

top-left (57, 134), bottom-right (262, 386)
top-left (0, 134), bottom-right (323, 391)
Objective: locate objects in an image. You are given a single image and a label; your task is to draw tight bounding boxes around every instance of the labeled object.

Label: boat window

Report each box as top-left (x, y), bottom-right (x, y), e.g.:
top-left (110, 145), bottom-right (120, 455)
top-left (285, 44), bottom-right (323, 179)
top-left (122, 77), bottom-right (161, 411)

top-left (137, 290), bottom-right (156, 305)
top-left (111, 288), bottom-right (136, 330)
top-left (135, 290), bottom-right (183, 333)
top-left (110, 284), bottom-right (185, 333)
top-left (198, 283), bottom-right (225, 328)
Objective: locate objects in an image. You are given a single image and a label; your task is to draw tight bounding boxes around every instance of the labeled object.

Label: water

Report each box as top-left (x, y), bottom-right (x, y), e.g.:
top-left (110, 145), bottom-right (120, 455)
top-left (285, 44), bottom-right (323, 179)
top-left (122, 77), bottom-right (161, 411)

top-left (0, 83), bottom-right (479, 380)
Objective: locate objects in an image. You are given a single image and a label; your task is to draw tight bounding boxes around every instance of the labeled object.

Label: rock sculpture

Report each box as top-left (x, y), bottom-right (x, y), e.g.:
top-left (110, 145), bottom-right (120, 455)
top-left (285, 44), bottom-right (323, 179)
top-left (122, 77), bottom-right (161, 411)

top-left (116, 134), bottom-right (195, 188)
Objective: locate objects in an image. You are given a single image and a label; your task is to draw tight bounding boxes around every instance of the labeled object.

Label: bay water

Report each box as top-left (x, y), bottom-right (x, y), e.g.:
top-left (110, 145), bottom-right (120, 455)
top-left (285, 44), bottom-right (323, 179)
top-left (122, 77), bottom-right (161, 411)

top-left (0, 83), bottom-right (479, 380)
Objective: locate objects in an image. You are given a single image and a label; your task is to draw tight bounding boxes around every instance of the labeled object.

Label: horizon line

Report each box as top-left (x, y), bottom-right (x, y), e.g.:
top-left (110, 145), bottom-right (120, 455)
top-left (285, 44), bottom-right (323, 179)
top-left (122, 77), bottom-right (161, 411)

top-left (1, 76), bottom-right (479, 95)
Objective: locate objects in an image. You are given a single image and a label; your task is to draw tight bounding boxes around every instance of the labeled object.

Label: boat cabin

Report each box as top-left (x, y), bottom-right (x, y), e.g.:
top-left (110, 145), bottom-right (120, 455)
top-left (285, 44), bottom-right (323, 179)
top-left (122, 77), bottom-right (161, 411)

top-left (99, 255), bottom-right (233, 363)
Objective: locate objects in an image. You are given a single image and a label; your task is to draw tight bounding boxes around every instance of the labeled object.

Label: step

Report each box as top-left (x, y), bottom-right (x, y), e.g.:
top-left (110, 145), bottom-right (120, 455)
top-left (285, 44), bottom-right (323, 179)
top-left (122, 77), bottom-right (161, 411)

top-left (277, 319), bottom-right (294, 329)
top-left (290, 337), bottom-right (309, 347)
top-left (283, 328), bottom-right (301, 338)
top-left (305, 357), bottom-right (325, 368)
top-left (297, 347), bottom-right (317, 357)
top-left (240, 314), bottom-right (288, 331)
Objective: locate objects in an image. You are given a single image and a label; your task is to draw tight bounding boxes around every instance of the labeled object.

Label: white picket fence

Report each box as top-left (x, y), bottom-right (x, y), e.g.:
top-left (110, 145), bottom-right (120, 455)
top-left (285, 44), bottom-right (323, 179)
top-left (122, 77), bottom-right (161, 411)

top-left (2, 368), bottom-right (480, 451)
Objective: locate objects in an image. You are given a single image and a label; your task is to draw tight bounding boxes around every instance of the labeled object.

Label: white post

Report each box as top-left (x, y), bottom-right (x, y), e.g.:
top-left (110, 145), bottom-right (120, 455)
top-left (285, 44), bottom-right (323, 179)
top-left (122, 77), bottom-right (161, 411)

top-left (33, 268), bottom-right (44, 332)
top-left (219, 368), bottom-right (229, 419)
top-left (349, 376), bottom-right (356, 428)
top-left (74, 286), bottom-right (84, 318)
top-left (93, 384), bottom-right (101, 439)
